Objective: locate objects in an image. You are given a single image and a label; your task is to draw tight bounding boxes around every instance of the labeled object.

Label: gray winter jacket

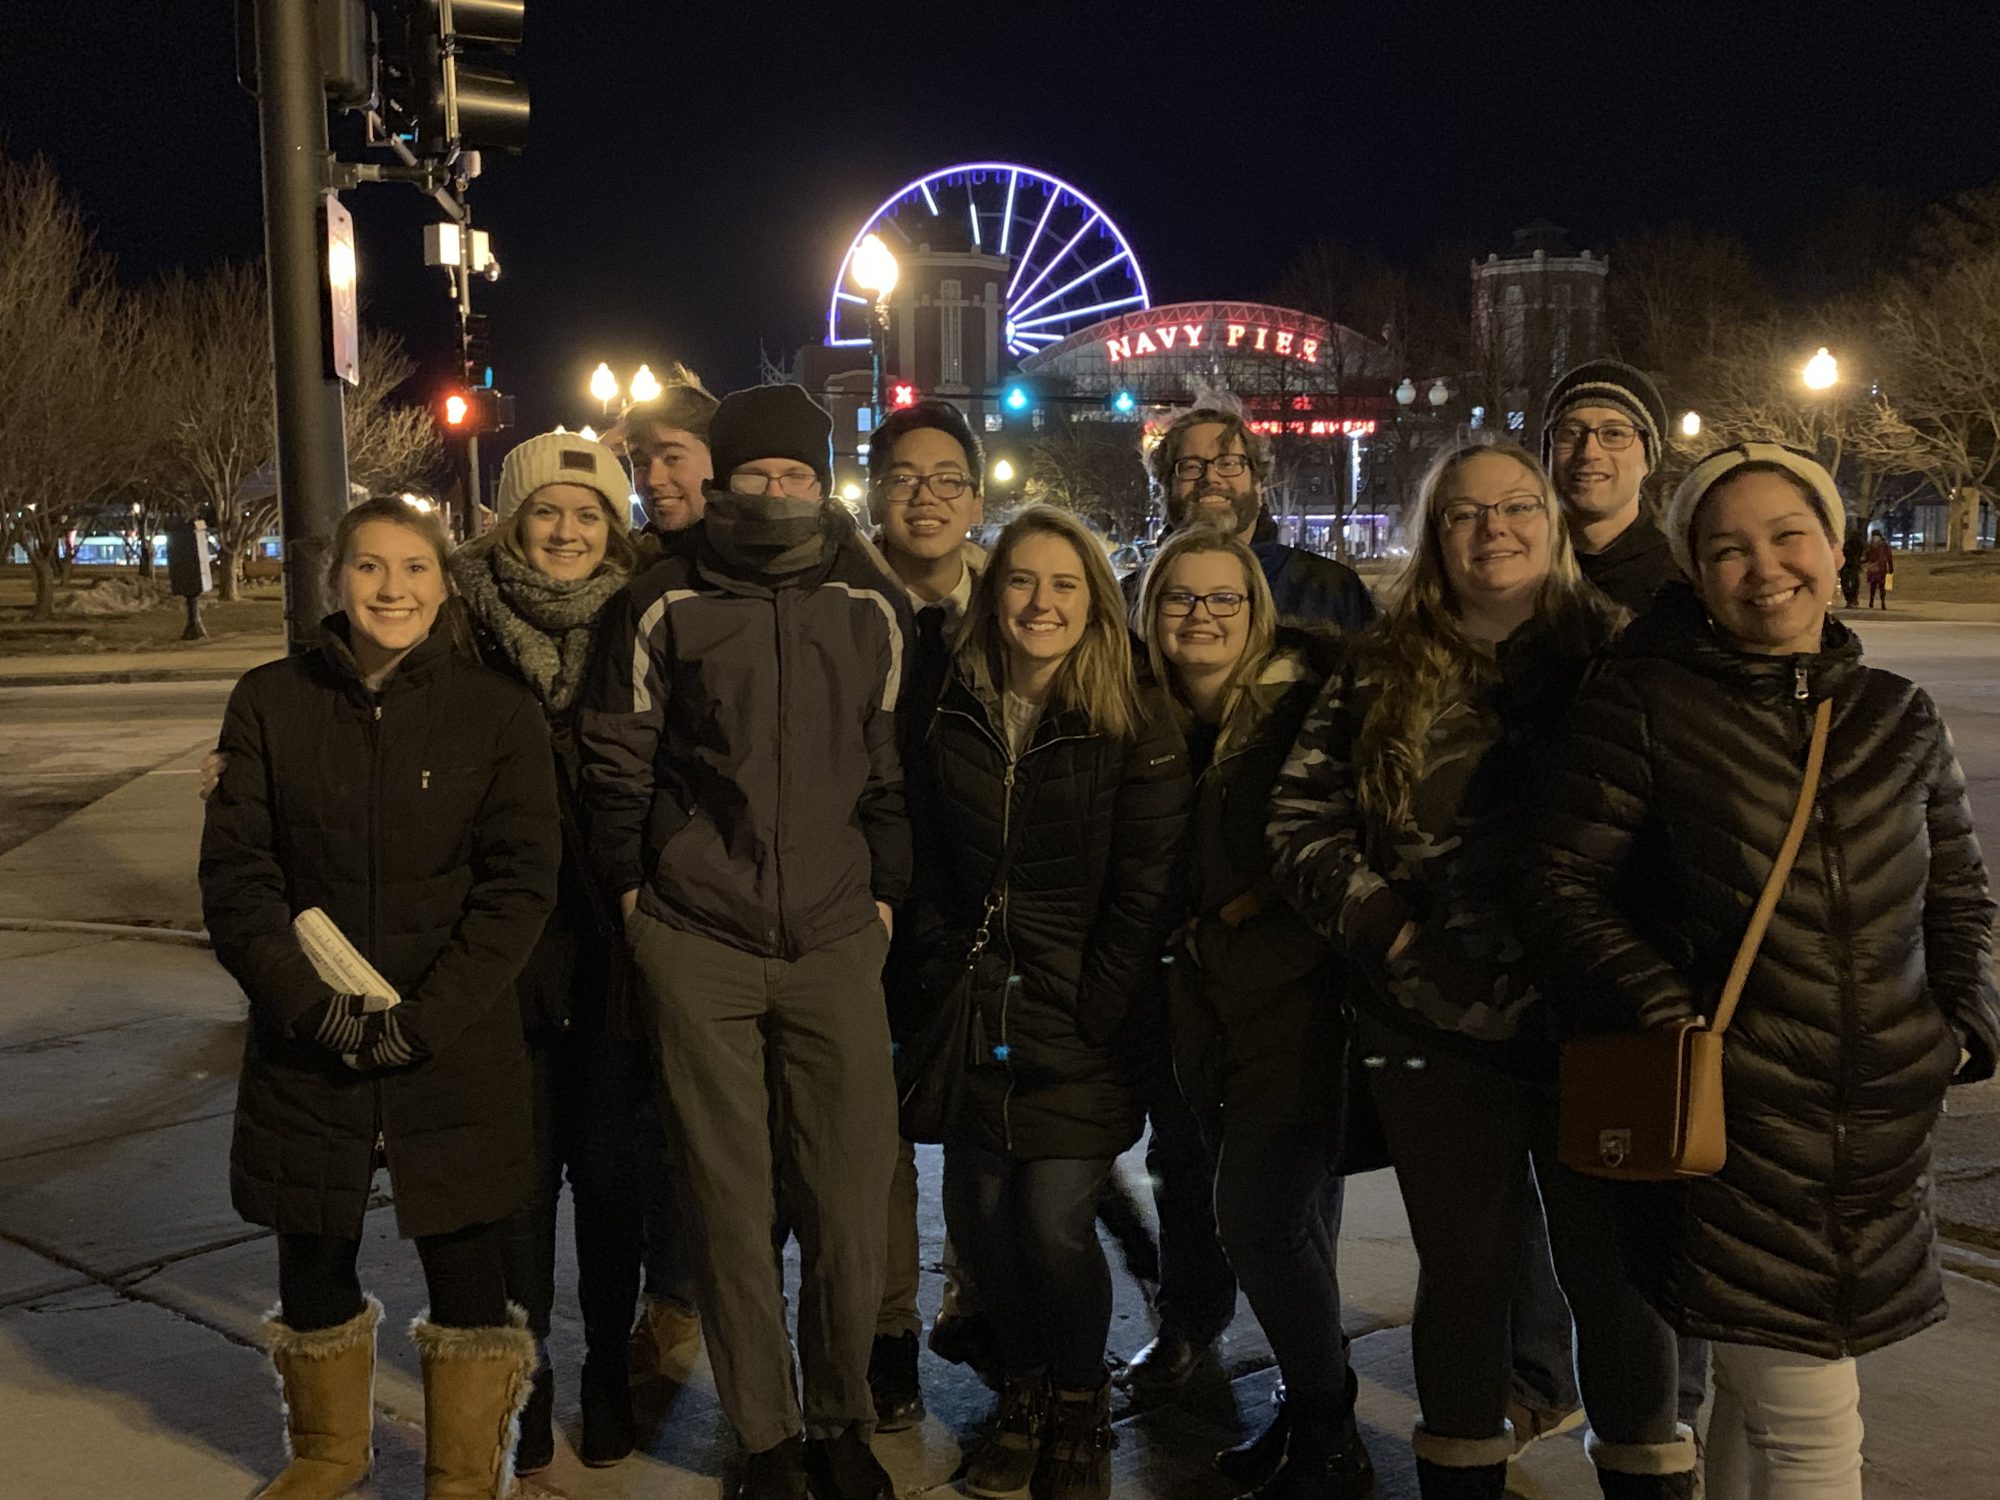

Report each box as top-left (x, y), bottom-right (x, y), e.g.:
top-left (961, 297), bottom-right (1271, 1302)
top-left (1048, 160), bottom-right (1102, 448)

top-left (579, 504), bottom-right (913, 960)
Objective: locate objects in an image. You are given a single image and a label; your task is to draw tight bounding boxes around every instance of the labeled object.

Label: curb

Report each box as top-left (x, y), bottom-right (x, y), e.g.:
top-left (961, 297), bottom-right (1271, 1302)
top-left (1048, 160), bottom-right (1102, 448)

top-left (0, 667), bottom-right (260, 688)
top-left (0, 916), bottom-right (211, 947)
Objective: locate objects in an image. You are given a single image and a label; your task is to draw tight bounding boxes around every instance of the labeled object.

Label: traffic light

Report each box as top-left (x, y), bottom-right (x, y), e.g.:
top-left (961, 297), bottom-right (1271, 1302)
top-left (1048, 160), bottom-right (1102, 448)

top-left (1002, 380), bottom-right (1034, 415)
top-left (889, 381), bottom-right (919, 410)
top-left (379, 0), bottom-right (530, 154)
top-left (438, 386), bottom-right (514, 434)
top-left (1109, 388), bottom-right (1138, 417)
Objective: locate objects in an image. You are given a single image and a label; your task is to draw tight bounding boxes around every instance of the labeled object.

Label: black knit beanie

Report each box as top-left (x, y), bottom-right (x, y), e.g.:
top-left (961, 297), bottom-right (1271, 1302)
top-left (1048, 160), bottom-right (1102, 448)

top-left (707, 384), bottom-right (835, 494)
top-left (1541, 358), bottom-right (1669, 468)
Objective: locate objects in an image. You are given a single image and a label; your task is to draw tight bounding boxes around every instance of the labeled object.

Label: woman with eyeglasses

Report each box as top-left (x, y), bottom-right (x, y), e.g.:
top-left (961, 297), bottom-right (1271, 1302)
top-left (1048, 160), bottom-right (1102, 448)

top-left (1134, 526), bottom-right (1374, 1500)
top-left (1269, 441), bottom-right (1692, 1500)
top-left (1525, 444), bottom-right (1999, 1500)
top-left (908, 506), bottom-right (1189, 1500)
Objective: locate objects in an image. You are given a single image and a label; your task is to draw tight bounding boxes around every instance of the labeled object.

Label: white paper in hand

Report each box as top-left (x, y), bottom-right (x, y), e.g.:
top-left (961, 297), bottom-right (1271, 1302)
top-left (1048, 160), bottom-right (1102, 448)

top-left (293, 907), bottom-right (400, 1011)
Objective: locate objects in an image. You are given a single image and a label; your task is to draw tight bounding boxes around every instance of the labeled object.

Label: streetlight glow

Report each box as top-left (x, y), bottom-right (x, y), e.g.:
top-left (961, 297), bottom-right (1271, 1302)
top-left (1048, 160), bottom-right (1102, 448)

top-left (840, 481), bottom-right (863, 501)
top-left (1803, 347), bottom-right (1839, 391)
top-left (1680, 410), bottom-right (1703, 439)
top-left (852, 233), bottom-right (900, 299)
top-left (589, 362), bottom-right (619, 406)
top-left (629, 365), bottom-right (663, 404)
top-left (991, 458), bottom-right (1016, 484)
top-left (579, 425), bottom-right (599, 441)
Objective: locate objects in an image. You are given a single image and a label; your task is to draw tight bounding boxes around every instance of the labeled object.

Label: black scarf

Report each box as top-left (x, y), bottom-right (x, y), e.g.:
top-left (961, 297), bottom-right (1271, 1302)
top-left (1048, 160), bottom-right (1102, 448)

top-left (700, 489), bottom-right (828, 581)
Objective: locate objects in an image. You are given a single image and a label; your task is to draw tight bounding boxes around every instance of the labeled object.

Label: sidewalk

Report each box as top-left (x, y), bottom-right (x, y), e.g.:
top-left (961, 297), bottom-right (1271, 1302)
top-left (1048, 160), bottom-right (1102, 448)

top-left (0, 636), bottom-right (284, 688)
top-left (3, 761), bottom-right (1998, 1497)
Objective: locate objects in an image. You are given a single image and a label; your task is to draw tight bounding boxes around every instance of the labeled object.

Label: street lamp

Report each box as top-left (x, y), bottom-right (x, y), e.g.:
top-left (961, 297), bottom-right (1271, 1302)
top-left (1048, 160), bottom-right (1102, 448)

top-left (851, 232), bottom-right (900, 417)
top-left (589, 362), bottom-right (619, 417)
top-left (1427, 378), bottom-right (1450, 408)
top-left (629, 364), bottom-right (663, 404)
top-left (991, 458), bottom-right (1016, 486)
top-left (1395, 378), bottom-right (1417, 407)
top-left (1680, 410), bottom-right (1703, 439)
top-left (1802, 347), bottom-right (1839, 391)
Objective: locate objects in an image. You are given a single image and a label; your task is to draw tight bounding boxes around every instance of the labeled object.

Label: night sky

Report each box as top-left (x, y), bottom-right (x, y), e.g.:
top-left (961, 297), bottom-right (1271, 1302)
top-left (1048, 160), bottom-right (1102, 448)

top-left (8, 2), bottom-right (2000, 433)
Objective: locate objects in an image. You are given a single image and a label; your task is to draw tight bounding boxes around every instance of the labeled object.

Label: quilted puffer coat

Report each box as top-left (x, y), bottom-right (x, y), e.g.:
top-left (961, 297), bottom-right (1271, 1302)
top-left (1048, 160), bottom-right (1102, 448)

top-left (1525, 584), bottom-right (2000, 1357)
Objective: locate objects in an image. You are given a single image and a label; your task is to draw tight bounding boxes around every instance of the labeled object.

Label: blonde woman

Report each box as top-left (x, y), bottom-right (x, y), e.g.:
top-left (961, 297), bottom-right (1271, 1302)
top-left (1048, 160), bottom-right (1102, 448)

top-left (1135, 527), bottom-right (1373, 1499)
top-left (911, 506), bottom-right (1190, 1500)
top-left (1267, 442), bottom-right (1692, 1500)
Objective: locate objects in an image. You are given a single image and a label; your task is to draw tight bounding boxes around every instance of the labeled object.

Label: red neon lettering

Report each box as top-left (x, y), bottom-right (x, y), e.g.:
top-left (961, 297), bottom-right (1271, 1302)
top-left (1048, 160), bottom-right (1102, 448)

top-left (1184, 323), bottom-right (1204, 347)
top-left (1156, 325), bottom-right (1178, 350)
top-left (1300, 338), bottom-right (1319, 363)
top-left (1274, 331), bottom-right (1294, 355)
top-left (1253, 326), bottom-right (1269, 351)
top-left (1106, 337), bottom-right (1130, 362)
top-left (1225, 324), bottom-right (1247, 348)
top-left (1134, 330), bottom-right (1158, 355)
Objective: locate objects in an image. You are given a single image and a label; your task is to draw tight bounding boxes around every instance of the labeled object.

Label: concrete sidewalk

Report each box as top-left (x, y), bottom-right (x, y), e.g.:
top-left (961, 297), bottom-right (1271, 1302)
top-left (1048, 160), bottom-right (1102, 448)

top-left (3, 763), bottom-right (1998, 1497)
top-left (0, 636), bottom-right (284, 688)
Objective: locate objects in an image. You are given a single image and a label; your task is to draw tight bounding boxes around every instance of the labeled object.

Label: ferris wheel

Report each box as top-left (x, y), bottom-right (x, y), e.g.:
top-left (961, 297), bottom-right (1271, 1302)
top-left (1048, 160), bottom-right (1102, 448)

top-left (827, 162), bottom-right (1151, 360)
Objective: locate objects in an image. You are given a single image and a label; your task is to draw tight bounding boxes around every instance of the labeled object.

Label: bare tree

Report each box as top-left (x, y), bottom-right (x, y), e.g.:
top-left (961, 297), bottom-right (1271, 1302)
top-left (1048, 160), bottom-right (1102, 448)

top-left (158, 262), bottom-right (276, 601)
top-left (345, 327), bottom-right (442, 497)
top-left (0, 155), bottom-right (155, 618)
top-left (1606, 224), bottom-right (1770, 401)
top-left (1022, 419), bottom-right (1149, 536)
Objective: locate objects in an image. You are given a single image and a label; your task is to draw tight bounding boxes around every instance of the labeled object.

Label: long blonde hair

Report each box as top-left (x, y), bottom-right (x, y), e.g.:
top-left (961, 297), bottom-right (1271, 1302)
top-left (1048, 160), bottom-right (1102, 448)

top-left (957, 506), bottom-right (1140, 740)
top-left (1356, 438), bottom-right (1618, 830)
top-left (1134, 526), bottom-right (1276, 726)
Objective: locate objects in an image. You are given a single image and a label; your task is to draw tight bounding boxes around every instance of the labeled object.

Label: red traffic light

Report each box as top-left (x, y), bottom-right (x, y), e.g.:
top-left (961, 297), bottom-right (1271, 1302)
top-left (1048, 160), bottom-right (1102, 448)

top-left (437, 387), bottom-right (514, 435)
top-left (443, 391), bottom-right (472, 427)
top-left (890, 382), bottom-right (919, 410)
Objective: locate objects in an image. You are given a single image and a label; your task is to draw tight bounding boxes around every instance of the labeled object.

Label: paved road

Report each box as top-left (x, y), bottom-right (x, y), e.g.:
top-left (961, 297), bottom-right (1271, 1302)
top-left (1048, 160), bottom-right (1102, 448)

top-left (0, 680), bottom-right (228, 856)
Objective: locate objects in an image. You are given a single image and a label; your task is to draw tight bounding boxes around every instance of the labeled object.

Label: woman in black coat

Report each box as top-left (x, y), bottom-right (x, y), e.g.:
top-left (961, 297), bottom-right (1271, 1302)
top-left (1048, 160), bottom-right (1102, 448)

top-left (201, 497), bottom-right (560, 1500)
top-left (1526, 444), bottom-right (2000, 1500)
top-left (1135, 526), bottom-right (1370, 1500)
top-left (912, 506), bottom-right (1188, 1500)
top-left (1267, 441), bottom-right (1688, 1500)
top-left (448, 431), bottom-right (664, 1472)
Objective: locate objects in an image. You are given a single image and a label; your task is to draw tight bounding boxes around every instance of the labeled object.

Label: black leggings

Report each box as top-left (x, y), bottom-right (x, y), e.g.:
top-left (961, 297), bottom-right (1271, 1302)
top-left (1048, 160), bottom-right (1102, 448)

top-left (277, 1220), bottom-right (509, 1332)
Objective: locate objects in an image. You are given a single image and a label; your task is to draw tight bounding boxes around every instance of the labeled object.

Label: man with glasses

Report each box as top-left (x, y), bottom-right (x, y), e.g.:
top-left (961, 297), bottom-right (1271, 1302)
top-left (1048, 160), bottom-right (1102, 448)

top-left (582, 384), bottom-right (911, 1500)
top-left (1131, 403), bottom-right (1376, 630)
top-left (859, 399), bottom-right (996, 1427)
top-left (1541, 358), bottom-right (1677, 613)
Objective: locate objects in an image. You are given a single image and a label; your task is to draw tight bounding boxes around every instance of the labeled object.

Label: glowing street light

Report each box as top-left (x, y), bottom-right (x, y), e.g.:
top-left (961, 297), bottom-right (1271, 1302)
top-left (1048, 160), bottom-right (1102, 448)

top-left (589, 362), bottom-right (619, 415)
top-left (851, 233), bottom-right (900, 417)
top-left (991, 458), bottom-right (1016, 485)
top-left (1802, 347), bottom-right (1839, 391)
top-left (840, 481), bottom-right (863, 501)
top-left (629, 364), bottom-right (663, 404)
top-left (1680, 410), bottom-right (1703, 439)
top-left (579, 425), bottom-right (599, 442)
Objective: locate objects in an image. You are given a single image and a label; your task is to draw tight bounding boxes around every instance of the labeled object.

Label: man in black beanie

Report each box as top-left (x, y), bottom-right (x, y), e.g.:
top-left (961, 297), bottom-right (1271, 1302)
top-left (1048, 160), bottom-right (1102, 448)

top-left (581, 383), bottom-right (910, 1500)
top-left (1542, 358), bottom-right (1678, 612)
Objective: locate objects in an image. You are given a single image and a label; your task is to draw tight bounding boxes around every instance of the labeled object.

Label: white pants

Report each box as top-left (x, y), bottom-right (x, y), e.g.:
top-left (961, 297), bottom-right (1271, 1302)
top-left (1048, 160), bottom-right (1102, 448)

top-left (1706, 1341), bottom-right (1863, 1500)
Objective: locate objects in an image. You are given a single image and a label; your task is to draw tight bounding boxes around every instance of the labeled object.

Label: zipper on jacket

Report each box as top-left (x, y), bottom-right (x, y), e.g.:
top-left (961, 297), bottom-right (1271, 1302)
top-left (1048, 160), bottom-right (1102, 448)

top-left (1794, 662), bottom-right (1810, 701)
top-left (772, 595), bottom-right (788, 957)
top-left (998, 759), bottom-right (1016, 1155)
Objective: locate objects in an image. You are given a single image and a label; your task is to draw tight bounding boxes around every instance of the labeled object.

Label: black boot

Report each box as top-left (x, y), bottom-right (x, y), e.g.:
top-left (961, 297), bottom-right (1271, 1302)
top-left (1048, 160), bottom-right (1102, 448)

top-left (740, 1433), bottom-right (809, 1500)
top-left (1216, 1386), bottom-right (1292, 1489)
top-left (1035, 1379), bottom-right (1114, 1500)
top-left (965, 1371), bottom-right (1045, 1498)
top-left (579, 1352), bottom-right (636, 1465)
top-left (931, 1308), bottom-right (1004, 1388)
top-left (1597, 1473), bottom-right (1698, 1499)
top-left (868, 1330), bottom-right (926, 1433)
top-left (804, 1422), bottom-right (893, 1500)
top-left (515, 1361), bottom-right (555, 1473)
top-left (1247, 1390), bottom-right (1374, 1499)
top-left (1413, 1458), bottom-right (1507, 1499)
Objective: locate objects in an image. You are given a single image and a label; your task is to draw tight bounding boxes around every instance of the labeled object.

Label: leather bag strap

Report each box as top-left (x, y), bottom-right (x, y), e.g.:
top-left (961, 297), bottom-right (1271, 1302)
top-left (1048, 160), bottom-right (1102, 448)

top-left (1710, 697), bottom-right (1833, 1036)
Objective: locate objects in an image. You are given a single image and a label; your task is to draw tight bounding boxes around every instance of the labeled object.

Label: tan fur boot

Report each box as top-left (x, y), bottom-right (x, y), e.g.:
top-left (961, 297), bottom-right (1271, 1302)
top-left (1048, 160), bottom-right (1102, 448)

top-left (410, 1304), bottom-right (538, 1499)
top-left (256, 1295), bottom-right (381, 1500)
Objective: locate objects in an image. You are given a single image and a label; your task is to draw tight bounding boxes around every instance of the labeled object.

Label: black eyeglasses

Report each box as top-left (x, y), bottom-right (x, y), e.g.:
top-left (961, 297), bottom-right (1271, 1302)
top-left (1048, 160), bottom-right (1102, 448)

top-left (879, 472), bottom-right (975, 502)
top-left (1157, 589), bottom-right (1247, 618)
top-left (1550, 420), bottom-right (1640, 452)
top-left (1171, 454), bottom-right (1252, 481)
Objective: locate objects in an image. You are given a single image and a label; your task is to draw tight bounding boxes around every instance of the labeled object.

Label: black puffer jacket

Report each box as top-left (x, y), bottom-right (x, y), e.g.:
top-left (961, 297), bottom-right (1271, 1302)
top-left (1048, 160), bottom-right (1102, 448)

top-left (1524, 584), bottom-right (2000, 1358)
top-left (1171, 632), bottom-right (1344, 1124)
top-left (912, 663), bottom-right (1191, 1160)
top-left (201, 620), bottom-right (560, 1240)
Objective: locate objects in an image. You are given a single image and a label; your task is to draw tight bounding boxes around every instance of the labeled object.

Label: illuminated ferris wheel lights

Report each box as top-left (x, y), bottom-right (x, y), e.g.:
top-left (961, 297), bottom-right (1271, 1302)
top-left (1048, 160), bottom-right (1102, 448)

top-left (920, 182), bottom-right (940, 215)
top-left (1006, 191), bottom-right (1064, 301)
top-left (1012, 249), bottom-right (1134, 322)
top-left (1000, 170), bottom-right (1019, 255)
top-left (1010, 212), bottom-right (1104, 311)
top-left (1012, 294), bottom-right (1147, 331)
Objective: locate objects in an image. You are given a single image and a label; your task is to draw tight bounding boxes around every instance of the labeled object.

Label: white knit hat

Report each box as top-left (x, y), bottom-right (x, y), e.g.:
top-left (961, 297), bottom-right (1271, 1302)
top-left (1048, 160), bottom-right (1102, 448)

top-left (1665, 442), bottom-right (1847, 578)
top-left (494, 432), bottom-right (631, 522)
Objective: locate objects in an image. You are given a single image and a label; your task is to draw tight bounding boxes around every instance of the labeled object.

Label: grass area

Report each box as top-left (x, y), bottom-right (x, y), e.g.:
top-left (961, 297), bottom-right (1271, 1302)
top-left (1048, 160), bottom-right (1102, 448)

top-left (1885, 552), bottom-right (2000, 605)
top-left (0, 568), bottom-right (284, 655)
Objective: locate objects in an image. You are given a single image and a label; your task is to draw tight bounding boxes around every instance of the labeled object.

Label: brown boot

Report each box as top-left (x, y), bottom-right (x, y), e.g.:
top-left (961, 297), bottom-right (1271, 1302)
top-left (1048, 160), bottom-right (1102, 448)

top-left (626, 1293), bottom-right (703, 1385)
top-left (256, 1296), bottom-right (381, 1500)
top-left (411, 1304), bottom-right (538, 1499)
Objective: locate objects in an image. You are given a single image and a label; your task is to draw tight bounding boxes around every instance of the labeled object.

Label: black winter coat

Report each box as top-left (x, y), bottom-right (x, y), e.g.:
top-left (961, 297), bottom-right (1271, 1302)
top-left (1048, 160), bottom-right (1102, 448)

top-left (201, 620), bottom-right (561, 1240)
top-left (1172, 634), bottom-right (1345, 1124)
top-left (912, 664), bottom-right (1191, 1160)
top-left (1524, 584), bottom-right (2000, 1358)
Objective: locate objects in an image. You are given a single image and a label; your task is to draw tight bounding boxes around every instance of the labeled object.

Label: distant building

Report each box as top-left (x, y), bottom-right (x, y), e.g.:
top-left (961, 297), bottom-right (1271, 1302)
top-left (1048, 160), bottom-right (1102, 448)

top-left (1470, 220), bottom-right (1610, 436)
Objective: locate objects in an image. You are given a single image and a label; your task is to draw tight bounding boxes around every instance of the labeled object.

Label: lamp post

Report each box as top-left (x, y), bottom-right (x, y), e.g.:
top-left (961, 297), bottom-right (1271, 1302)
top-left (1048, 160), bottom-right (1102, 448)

top-left (851, 232), bottom-right (900, 419)
top-left (1802, 347), bottom-right (1839, 392)
top-left (1681, 410), bottom-right (1703, 440)
top-left (629, 364), bottom-right (663, 404)
top-left (589, 362), bottom-right (619, 418)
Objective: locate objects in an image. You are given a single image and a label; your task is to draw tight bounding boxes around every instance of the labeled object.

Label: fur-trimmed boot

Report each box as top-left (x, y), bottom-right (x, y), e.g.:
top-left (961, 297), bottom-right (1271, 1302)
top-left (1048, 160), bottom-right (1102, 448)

top-left (410, 1305), bottom-right (539, 1500)
top-left (256, 1296), bottom-right (381, 1500)
top-left (1588, 1424), bottom-right (1701, 1500)
top-left (1409, 1420), bottom-right (1513, 1500)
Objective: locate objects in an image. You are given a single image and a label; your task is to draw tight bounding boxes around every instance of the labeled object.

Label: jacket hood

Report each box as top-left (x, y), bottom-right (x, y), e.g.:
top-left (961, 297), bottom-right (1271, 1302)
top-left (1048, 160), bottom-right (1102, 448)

top-left (1617, 580), bottom-right (1863, 705)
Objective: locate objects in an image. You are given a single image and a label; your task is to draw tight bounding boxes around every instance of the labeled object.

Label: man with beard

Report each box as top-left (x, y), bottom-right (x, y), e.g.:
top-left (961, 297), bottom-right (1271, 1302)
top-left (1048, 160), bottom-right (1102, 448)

top-left (1116, 404), bottom-right (1375, 1403)
top-left (1540, 358), bottom-right (1677, 613)
top-left (1124, 404), bottom-right (1375, 630)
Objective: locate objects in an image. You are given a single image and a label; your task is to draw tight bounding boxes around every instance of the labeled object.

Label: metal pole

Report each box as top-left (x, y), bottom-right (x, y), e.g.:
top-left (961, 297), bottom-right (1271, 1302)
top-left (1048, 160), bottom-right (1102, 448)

top-left (253, 0), bottom-right (350, 654)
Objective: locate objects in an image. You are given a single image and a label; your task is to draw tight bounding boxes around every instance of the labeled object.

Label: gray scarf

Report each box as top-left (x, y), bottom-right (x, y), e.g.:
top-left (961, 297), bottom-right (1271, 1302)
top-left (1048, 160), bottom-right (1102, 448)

top-left (450, 545), bottom-right (625, 713)
top-left (701, 489), bottom-right (828, 581)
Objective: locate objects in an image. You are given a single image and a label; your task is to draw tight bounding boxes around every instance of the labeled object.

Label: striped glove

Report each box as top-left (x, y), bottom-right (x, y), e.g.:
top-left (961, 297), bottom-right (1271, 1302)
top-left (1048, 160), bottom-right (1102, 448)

top-left (299, 994), bottom-right (423, 1070)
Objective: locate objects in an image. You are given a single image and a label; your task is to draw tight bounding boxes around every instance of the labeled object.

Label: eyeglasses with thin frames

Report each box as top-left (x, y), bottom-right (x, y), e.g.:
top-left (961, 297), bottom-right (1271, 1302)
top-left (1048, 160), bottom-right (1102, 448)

top-left (728, 469), bottom-right (823, 499)
top-left (1439, 497), bottom-right (1547, 531)
top-left (1157, 588), bottom-right (1247, 618)
top-left (1550, 420), bottom-right (1640, 452)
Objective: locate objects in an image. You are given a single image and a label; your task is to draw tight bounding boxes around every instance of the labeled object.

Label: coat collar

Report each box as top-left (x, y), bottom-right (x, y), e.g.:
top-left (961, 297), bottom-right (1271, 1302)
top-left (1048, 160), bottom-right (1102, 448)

top-left (317, 612), bottom-right (455, 701)
top-left (1618, 581), bottom-right (1863, 705)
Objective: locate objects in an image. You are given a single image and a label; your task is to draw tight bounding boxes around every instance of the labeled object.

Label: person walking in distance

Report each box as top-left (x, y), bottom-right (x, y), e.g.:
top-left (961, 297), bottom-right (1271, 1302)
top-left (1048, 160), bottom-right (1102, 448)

top-left (202, 498), bottom-right (560, 1500)
top-left (580, 385), bottom-right (911, 1500)
top-left (1863, 529), bottom-right (1894, 608)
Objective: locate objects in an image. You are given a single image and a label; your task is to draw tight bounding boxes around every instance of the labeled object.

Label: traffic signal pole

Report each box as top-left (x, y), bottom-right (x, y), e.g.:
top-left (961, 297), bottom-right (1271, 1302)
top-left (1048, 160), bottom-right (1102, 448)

top-left (253, 0), bottom-right (351, 655)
